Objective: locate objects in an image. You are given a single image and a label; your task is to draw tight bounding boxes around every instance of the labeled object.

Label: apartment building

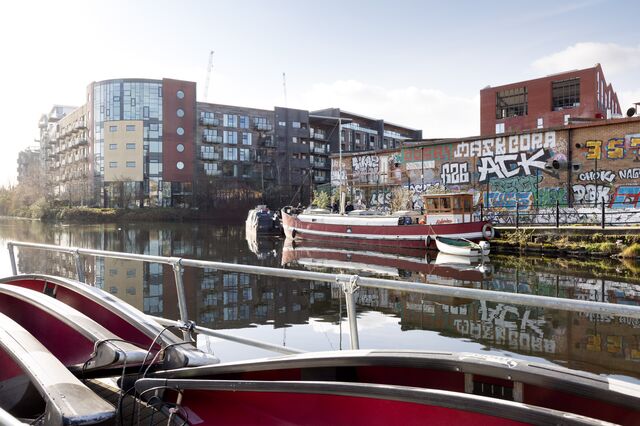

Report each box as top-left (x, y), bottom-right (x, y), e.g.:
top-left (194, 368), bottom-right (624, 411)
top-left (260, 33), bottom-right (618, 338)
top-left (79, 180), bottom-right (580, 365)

top-left (37, 78), bottom-right (421, 208)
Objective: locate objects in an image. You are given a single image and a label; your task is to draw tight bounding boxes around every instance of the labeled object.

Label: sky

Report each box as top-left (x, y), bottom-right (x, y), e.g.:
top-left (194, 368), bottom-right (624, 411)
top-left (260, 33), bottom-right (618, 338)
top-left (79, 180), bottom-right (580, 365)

top-left (1, 0), bottom-right (639, 187)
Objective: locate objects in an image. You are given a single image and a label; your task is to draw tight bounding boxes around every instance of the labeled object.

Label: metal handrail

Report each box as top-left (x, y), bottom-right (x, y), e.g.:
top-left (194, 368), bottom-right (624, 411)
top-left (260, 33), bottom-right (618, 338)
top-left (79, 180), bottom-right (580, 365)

top-left (7, 241), bottom-right (640, 353)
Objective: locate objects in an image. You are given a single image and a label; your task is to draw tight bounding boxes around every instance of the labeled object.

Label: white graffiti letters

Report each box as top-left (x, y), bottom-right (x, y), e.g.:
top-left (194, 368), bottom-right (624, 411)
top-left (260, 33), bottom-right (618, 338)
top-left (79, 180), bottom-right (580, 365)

top-left (454, 131), bottom-right (556, 159)
top-left (578, 170), bottom-right (616, 183)
top-left (478, 149), bottom-right (546, 182)
top-left (572, 184), bottom-right (611, 204)
top-left (440, 162), bottom-right (470, 184)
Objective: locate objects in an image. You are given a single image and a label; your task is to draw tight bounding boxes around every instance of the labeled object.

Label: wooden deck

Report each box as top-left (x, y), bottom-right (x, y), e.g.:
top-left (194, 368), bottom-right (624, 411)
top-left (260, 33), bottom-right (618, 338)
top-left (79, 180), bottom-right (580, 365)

top-left (86, 378), bottom-right (181, 425)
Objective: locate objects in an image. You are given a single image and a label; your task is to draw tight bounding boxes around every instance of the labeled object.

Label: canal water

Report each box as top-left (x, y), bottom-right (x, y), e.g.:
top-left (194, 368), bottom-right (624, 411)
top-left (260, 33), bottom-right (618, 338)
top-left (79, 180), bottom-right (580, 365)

top-left (0, 217), bottom-right (638, 382)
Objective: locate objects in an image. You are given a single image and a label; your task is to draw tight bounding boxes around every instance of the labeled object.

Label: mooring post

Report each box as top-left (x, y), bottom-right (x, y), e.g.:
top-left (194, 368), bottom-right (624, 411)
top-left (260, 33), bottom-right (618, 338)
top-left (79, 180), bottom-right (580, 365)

top-left (515, 201), bottom-right (520, 229)
top-left (556, 200), bottom-right (560, 228)
top-left (601, 202), bottom-right (606, 229)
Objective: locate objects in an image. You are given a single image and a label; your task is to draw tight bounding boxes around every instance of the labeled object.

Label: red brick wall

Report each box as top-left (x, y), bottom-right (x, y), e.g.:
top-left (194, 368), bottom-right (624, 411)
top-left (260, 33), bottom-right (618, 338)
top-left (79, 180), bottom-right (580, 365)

top-left (162, 79), bottom-right (196, 182)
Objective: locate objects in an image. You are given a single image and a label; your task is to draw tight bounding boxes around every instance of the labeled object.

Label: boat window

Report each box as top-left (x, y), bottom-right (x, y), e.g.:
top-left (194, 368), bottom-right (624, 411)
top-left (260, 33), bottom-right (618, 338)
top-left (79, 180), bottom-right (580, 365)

top-left (464, 198), bottom-right (471, 209)
top-left (453, 198), bottom-right (461, 209)
top-left (426, 199), bottom-right (437, 210)
top-left (441, 198), bottom-right (450, 210)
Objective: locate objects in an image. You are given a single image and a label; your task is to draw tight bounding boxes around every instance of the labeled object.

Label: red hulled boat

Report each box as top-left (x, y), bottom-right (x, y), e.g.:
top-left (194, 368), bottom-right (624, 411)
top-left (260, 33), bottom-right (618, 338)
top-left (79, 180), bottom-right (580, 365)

top-left (282, 193), bottom-right (493, 249)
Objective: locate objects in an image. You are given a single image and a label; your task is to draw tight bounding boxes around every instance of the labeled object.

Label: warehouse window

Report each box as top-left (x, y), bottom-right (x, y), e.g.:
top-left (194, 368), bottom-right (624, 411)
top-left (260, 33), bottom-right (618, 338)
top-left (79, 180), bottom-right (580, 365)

top-left (552, 78), bottom-right (580, 110)
top-left (496, 87), bottom-right (527, 119)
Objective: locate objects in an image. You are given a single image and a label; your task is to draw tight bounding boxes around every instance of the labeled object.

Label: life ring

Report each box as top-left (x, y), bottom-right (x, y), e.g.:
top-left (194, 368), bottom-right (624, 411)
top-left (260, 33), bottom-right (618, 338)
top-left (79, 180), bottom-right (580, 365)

top-left (482, 223), bottom-right (495, 240)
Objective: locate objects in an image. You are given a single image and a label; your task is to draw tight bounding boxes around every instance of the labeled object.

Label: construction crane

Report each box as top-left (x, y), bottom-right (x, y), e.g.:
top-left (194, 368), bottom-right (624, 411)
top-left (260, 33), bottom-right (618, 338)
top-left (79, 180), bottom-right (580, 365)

top-left (204, 50), bottom-right (214, 102)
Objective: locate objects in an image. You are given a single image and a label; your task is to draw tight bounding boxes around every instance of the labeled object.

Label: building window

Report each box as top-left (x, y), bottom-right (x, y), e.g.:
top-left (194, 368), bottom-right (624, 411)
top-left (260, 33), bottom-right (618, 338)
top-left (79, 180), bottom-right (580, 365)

top-left (223, 147), bottom-right (237, 160)
top-left (552, 78), bottom-right (580, 110)
top-left (109, 125), bottom-right (118, 132)
top-left (177, 90), bottom-right (185, 99)
top-left (496, 87), bottom-right (527, 119)
top-left (278, 121), bottom-right (286, 127)
top-left (126, 124), bottom-right (136, 131)
top-left (109, 143), bottom-right (117, 150)
top-left (176, 161), bottom-right (185, 170)
top-left (495, 123), bottom-right (505, 134)
top-left (109, 161), bottom-right (118, 168)
top-left (126, 143), bottom-right (135, 150)
top-left (292, 121), bottom-right (301, 128)
top-left (177, 127), bottom-right (184, 136)
top-left (176, 108), bottom-right (185, 118)
top-left (239, 116), bottom-right (249, 129)
top-left (177, 143), bottom-right (185, 152)
top-left (242, 133), bottom-right (252, 145)
top-left (224, 114), bottom-right (238, 127)
top-left (126, 161), bottom-right (136, 168)
top-left (537, 118), bottom-right (544, 129)
top-left (223, 131), bottom-right (237, 144)
top-left (239, 148), bottom-right (250, 161)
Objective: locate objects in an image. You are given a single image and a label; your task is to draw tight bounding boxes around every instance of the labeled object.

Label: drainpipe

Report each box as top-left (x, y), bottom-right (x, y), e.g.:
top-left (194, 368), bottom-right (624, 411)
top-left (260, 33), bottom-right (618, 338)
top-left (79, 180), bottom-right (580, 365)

top-left (567, 128), bottom-right (573, 207)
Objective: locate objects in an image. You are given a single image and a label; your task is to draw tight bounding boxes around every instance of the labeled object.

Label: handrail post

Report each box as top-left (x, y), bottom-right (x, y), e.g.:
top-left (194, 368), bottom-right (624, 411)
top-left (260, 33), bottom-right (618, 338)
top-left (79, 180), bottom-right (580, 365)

top-left (555, 200), bottom-right (560, 228)
top-left (338, 274), bottom-right (360, 350)
top-left (515, 201), bottom-right (519, 229)
top-left (601, 201), bottom-right (606, 229)
top-left (7, 243), bottom-right (16, 275)
top-left (74, 249), bottom-right (85, 283)
top-left (171, 259), bottom-right (192, 342)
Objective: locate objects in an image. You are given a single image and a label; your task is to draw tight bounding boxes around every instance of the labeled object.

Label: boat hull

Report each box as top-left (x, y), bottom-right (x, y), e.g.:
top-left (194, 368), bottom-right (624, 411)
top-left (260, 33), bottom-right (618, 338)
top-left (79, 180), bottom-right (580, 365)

top-left (281, 209), bottom-right (492, 249)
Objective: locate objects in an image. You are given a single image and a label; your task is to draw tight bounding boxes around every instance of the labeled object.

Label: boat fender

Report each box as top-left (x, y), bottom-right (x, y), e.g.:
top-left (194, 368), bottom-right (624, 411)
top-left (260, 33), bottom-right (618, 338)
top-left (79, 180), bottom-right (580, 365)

top-left (425, 235), bottom-right (431, 247)
top-left (404, 217), bottom-right (412, 225)
top-left (397, 217), bottom-right (404, 226)
top-left (291, 229), bottom-right (297, 239)
top-left (482, 223), bottom-right (495, 240)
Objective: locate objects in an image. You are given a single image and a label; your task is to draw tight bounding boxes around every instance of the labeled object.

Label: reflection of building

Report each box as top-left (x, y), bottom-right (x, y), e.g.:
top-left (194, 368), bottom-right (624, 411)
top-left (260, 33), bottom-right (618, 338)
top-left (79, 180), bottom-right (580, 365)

top-left (481, 64), bottom-right (621, 136)
top-left (102, 259), bottom-right (144, 310)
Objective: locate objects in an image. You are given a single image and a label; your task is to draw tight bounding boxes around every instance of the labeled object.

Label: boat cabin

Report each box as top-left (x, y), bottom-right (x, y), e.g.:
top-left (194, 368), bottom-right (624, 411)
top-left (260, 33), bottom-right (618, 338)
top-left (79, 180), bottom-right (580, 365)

top-left (421, 193), bottom-right (475, 225)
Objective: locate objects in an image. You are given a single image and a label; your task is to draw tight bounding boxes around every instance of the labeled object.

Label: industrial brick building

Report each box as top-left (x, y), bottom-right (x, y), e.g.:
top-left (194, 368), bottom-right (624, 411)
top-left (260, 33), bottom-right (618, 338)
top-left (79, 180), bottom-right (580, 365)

top-left (36, 78), bottom-right (420, 208)
top-left (333, 116), bottom-right (640, 225)
top-left (480, 64), bottom-right (621, 136)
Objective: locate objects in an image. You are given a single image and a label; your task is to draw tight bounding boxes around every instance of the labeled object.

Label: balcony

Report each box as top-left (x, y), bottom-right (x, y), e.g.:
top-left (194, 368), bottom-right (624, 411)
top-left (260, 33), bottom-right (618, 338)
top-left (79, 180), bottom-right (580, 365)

top-left (313, 160), bottom-right (329, 169)
top-left (200, 152), bottom-right (221, 161)
top-left (254, 123), bottom-right (273, 131)
top-left (313, 175), bottom-right (328, 183)
top-left (259, 137), bottom-right (275, 147)
top-left (313, 147), bottom-right (327, 154)
top-left (205, 169), bottom-right (222, 176)
top-left (202, 134), bottom-right (222, 143)
top-left (200, 117), bottom-right (220, 126)
top-left (311, 131), bottom-right (326, 140)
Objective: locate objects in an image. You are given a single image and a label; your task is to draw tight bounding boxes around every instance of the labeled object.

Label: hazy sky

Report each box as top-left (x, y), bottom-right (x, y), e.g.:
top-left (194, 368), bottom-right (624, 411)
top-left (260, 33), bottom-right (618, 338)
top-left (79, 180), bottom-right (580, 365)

top-left (1, 0), bottom-right (639, 186)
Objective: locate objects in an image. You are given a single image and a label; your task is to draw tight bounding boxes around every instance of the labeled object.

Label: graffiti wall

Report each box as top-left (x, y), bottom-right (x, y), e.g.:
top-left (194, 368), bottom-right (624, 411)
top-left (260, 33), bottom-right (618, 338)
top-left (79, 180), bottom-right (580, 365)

top-left (331, 120), bottom-right (640, 223)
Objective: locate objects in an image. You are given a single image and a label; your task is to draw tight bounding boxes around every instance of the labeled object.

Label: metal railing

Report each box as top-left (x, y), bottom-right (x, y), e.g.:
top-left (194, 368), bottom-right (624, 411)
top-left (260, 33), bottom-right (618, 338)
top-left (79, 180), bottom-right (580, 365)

top-left (7, 241), bottom-right (640, 355)
top-left (480, 201), bottom-right (640, 229)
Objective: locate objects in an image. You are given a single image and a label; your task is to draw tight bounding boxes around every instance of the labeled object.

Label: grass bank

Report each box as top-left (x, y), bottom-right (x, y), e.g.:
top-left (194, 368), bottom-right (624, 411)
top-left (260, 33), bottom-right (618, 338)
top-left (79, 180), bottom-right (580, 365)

top-left (492, 229), bottom-right (640, 259)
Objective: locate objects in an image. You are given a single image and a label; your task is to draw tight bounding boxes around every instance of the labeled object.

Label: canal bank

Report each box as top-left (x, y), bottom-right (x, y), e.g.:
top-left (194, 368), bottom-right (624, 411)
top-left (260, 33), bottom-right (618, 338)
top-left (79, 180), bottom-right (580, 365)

top-left (493, 226), bottom-right (640, 258)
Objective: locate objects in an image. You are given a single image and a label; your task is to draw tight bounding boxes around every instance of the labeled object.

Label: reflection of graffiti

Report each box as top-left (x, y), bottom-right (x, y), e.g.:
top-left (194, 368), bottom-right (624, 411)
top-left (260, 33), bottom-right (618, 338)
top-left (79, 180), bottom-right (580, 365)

top-left (578, 170), bottom-right (615, 183)
top-left (440, 162), bottom-right (469, 184)
top-left (609, 186), bottom-right (640, 209)
top-left (478, 149), bottom-right (547, 182)
top-left (454, 132), bottom-right (556, 158)
top-left (369, 190), bottom-right (391, 208)
top-left (573, 184), bottom-right (610, 205)
top-left (490, 175), bottom-right (539, 193)
top-left (485, 192), bottom-right (532, 211)
top-left (618, 168), bottom-right (640, 180)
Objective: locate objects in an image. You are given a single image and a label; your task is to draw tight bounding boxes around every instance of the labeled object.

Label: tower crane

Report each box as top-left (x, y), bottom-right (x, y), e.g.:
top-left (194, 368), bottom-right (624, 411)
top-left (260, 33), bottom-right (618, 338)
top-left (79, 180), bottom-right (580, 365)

top-left (204, 50), bottom-right (214, 102)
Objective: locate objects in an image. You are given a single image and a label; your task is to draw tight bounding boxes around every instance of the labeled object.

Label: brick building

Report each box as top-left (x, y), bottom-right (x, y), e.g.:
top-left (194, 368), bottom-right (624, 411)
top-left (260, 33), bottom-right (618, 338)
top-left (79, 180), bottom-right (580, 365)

top-left (481, 64), bottom-right (621, 136)
top-left (333, 117), bottom-right (640, 224)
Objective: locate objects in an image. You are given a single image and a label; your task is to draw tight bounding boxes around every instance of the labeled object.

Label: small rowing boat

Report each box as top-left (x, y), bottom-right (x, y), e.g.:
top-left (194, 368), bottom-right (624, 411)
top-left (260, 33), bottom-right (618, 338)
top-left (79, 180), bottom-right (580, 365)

top-left (435, 236), bottom-right (490, 257)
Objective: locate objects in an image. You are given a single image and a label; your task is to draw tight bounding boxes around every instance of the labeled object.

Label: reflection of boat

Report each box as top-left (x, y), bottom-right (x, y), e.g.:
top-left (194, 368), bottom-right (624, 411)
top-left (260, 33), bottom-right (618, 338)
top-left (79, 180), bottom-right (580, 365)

top-left (246, 205), bottom-right (282, 234)
top-left (282, 238), bottom-right (491, 282)
top-left (245, 229), bottom-right (279, 260)
top-left (435, 236), bottom-right (490, 257)
top-left (142, 350), bottom-right (640, 425)
top-left (0, 311), bottom-right (115, 425)
top-left (0, 275), bottom-right (219, 370)
top-left (281, 193), bottom-right (494, 249)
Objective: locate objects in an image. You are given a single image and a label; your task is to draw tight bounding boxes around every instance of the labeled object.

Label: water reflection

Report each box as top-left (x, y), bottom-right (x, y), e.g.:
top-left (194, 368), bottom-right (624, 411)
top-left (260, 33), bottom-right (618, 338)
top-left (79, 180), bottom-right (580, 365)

top-left (1, 217), bottom-right (638, 380)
